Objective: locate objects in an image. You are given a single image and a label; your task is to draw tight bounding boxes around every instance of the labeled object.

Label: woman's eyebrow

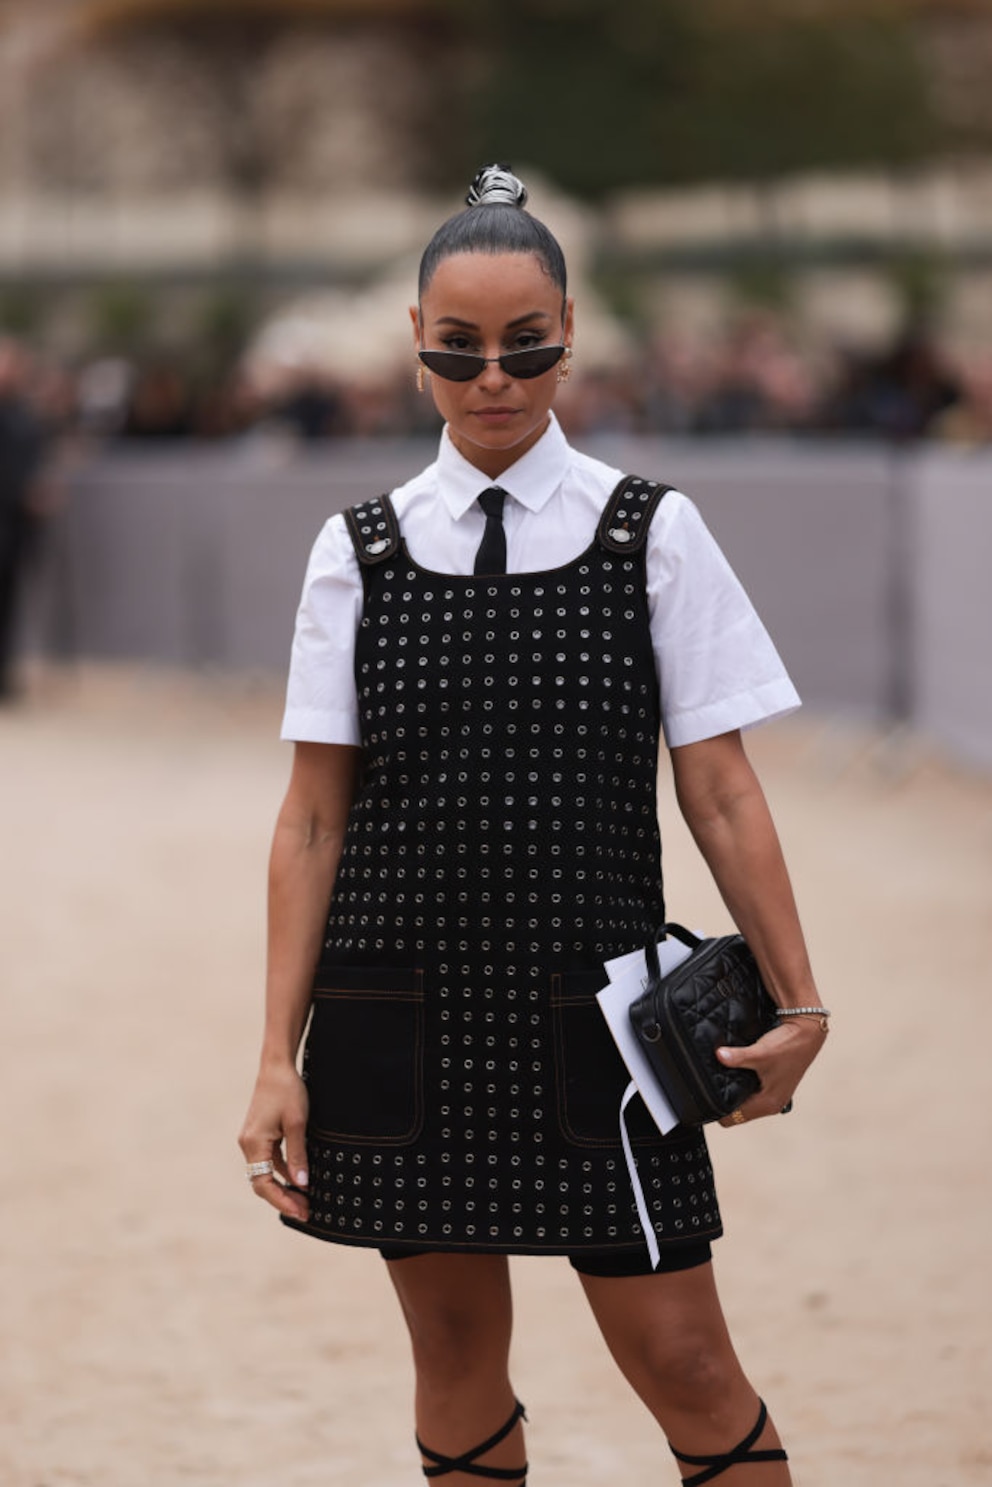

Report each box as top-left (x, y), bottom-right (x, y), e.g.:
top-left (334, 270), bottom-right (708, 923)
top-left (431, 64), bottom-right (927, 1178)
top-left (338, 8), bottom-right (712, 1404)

top-left (433, 311), bottom-right (553, 329)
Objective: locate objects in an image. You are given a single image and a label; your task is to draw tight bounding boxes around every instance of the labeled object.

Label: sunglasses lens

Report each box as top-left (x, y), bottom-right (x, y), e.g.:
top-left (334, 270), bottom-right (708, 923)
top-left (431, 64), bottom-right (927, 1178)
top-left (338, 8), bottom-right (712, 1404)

top-left (418, 350), bottom-right (485, 382)
top-left (418, 344), bottom-right (566, 382)
top-left (501, 345), bottom-right (565, 379)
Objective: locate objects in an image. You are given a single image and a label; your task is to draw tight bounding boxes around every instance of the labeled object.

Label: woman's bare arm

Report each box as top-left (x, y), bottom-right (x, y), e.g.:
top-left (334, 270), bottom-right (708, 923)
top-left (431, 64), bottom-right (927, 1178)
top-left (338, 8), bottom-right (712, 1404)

top-left (670, 729), bottom-right (826, 1123)
top-left (239, 741), bottom-right (361, 1217)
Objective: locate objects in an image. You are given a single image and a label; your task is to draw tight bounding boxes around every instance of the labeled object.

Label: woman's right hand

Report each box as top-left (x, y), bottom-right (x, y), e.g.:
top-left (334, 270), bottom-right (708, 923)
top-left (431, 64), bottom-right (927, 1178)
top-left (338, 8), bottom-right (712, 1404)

top-left (238, 1063), bottom-right (311, 1222)
top-left (241, 743), bottom-right (360, 1225)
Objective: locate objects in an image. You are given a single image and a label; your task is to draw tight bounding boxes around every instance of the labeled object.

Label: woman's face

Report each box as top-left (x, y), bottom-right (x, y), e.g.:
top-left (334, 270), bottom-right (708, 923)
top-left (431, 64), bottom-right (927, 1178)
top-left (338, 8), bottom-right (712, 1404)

top-left (411, 251), bottom-right (574, 478)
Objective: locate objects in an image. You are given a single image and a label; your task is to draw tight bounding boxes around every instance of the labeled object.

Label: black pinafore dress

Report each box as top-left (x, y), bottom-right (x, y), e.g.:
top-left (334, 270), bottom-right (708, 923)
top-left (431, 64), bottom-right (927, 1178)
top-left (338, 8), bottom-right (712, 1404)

top-left (284, 476), bottom-right (722, 1258)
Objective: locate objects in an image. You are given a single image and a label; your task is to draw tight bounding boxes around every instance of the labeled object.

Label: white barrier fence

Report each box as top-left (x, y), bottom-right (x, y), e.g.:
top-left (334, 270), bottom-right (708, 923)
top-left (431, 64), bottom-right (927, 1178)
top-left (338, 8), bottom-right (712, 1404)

top-left (39, 438), bottom-right (992, 769)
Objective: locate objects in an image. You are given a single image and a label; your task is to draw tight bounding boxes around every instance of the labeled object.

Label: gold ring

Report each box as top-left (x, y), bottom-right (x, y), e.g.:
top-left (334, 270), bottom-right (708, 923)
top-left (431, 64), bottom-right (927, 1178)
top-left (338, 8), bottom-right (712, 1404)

top-left (729, 1109), bottom-right (746, 1126)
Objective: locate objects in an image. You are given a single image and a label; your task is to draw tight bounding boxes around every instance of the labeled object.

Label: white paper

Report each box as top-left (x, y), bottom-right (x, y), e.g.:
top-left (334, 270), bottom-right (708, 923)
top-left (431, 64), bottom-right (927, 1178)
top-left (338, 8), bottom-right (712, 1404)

top-left (596, 936), bottom-right (697, 1137)
top-left (619, 1078), bottom-right (659, 1269)
top-left (597, 933), bottom-right (705, 1269)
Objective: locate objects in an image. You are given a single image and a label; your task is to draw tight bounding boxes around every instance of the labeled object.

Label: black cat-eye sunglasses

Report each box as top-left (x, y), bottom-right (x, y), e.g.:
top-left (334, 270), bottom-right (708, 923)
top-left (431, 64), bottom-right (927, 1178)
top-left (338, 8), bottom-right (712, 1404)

top-left (417, 343), bottom-right (568, 382)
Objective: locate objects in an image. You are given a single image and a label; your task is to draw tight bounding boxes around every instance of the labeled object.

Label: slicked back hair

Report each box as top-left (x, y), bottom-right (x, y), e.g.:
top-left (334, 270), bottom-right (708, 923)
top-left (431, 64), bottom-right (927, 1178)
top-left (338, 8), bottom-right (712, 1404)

top-left (418, 204), bottom-right (567, 300)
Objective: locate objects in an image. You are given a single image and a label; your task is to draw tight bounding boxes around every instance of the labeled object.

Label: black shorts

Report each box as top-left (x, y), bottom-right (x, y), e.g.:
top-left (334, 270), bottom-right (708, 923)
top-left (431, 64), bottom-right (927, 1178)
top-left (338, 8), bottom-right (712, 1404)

top-left (379, 1239), bottom-right (711, 1278)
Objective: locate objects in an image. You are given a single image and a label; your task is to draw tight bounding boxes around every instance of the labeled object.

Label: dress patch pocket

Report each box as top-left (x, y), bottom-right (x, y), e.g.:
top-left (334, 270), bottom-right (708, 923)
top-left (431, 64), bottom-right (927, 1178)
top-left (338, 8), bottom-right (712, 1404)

top-left (305, 966), bottom-right (425, 1145)
top-left (551, 970), bottom-right (663, 1148)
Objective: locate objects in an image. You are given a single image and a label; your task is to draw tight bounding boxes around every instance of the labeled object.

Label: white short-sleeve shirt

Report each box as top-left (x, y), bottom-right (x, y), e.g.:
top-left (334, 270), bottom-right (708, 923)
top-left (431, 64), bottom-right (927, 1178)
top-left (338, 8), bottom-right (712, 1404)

top-left (281, 414), bottom-right (800, 748)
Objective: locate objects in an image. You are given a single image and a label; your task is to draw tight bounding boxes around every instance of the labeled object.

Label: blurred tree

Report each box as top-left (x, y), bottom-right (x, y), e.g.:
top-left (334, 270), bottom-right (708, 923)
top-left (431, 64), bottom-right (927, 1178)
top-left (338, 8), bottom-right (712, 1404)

top-left (191, 285), bottom-right (261, 381)
top-left (727, 258), bottom-right (794, 315)
top-left (89, 283), bottom-right (155, 355)
top-left (884, 250), bottom-right (949, 328)
top-left (0, 285), bottom-right (46, 340)
top-left (443, 0), bottom-right (941, 196)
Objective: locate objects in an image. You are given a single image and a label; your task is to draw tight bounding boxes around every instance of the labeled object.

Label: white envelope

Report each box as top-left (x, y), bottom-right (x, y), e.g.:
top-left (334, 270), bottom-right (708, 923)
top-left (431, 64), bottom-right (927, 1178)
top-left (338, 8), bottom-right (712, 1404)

top-left (595, 933), bottom-right (701, 1270)
top-left (596, 935), bottom-right (697, 1136)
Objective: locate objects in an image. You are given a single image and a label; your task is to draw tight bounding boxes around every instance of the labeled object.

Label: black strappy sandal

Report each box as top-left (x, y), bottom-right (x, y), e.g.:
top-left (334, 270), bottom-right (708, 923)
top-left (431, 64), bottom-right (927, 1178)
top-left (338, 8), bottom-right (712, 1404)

top-left (417, 1398), bottom-right (528, 1482)
top-left (669, 1399), bottom-right (788, 1485)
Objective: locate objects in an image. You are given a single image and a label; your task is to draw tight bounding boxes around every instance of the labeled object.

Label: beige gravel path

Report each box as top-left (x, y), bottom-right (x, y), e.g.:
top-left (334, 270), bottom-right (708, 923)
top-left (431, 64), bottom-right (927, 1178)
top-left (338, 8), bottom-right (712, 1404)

top-left (2, 666), bottom-right (990, 1486)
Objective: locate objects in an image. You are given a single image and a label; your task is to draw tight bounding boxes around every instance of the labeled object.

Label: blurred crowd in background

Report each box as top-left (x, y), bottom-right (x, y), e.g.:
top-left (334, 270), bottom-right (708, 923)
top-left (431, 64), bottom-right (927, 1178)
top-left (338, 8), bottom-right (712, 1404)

top-left (2, 314), bottom-right (990, 451)
top-left (5, 301), bottom-right (989, 698)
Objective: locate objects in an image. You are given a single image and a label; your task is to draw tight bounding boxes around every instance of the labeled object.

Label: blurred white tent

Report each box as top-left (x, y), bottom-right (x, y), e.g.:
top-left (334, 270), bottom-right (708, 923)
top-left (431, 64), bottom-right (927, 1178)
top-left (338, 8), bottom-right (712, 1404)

top-left (244, 258), bottom-right (422, 385)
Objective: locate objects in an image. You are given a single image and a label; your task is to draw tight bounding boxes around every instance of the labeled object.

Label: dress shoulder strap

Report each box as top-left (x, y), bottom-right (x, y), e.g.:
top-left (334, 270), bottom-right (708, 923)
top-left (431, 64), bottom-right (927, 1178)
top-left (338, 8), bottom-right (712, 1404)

top-left (343, 492), bottom-right (401, 566)
top-left (596, 475), bottom-right (673, 555)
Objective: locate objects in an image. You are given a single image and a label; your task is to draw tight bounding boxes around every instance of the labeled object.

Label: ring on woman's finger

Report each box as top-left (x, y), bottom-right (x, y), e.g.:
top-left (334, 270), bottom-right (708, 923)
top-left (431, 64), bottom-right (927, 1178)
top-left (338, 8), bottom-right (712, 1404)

top-left (246, 1159), bottom-right (275, 1182)
top-left (729, 1108), bottom-right (746, 1126)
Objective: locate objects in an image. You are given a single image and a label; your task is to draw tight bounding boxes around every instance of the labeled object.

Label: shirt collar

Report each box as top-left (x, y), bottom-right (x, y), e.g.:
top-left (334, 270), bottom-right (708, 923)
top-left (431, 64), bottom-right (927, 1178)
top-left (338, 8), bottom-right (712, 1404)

top-left (436, 413), bottom-right (571, 521)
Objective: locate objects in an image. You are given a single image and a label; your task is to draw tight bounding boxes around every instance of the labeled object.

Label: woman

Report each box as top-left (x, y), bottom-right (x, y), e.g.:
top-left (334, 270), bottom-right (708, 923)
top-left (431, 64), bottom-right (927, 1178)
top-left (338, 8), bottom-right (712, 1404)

top-left (239, 165), bottom-right (828, 1485)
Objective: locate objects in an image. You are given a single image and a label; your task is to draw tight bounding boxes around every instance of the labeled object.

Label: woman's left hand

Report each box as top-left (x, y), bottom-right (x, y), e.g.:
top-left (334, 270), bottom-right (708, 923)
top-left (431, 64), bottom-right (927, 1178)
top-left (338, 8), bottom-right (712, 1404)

top-left (716, 1015), bottom-right (827, 1127)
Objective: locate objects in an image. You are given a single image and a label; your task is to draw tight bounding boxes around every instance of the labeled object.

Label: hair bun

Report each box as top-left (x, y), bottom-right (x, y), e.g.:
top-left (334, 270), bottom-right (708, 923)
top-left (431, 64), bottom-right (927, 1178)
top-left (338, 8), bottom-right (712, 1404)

top-left (465, 163), bottom-right (528, 209)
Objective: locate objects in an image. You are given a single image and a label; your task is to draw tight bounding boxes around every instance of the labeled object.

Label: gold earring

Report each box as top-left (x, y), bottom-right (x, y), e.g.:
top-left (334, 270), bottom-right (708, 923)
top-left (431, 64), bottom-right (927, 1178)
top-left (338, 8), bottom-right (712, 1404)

top-left (416, 363), bottom-right (425, 393)
top-left (557, 347), bottom-right (573, 384)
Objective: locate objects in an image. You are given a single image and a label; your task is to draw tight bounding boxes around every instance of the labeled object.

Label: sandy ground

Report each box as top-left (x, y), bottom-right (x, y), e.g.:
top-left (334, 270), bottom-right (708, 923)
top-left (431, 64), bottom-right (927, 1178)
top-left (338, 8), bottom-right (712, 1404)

top-left (2, 663), bottom-right (991, 1487)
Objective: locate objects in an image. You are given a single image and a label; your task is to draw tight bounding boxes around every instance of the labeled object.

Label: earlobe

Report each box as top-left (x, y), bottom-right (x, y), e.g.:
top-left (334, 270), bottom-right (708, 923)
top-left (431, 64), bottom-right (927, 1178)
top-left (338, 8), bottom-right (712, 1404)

top-left (409, 305), bottom-right (422, 351)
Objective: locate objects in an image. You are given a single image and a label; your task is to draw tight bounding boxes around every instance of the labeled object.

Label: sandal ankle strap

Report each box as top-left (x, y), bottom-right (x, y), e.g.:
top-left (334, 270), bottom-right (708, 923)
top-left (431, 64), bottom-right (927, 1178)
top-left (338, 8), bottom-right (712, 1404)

top-left (417, 1398), bottom-right (528, 1481)
top-left (670, 1399), bottom-right (788, 1485)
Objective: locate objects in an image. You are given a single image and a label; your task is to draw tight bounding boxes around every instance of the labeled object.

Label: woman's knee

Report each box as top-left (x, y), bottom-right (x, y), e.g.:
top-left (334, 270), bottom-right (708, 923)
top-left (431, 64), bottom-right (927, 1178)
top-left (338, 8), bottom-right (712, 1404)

top-left (637, 1325), bottom-right (741, 1413)
top-left (582, 1266), bottom-right (746, 1413)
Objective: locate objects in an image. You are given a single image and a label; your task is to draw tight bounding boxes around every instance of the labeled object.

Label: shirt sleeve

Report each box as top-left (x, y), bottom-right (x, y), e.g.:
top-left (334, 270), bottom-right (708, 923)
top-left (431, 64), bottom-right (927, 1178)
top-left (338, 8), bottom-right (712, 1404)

top-left (646, 491), bottom-right (801, 748)
top-left (280, 515), bottom-right (364, 745)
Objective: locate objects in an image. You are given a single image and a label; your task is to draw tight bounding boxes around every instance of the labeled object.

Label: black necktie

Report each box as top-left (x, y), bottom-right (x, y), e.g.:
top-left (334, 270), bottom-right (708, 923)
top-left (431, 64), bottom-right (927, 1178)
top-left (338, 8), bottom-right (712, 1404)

top-left (473, 487), bottom-right (507, 575)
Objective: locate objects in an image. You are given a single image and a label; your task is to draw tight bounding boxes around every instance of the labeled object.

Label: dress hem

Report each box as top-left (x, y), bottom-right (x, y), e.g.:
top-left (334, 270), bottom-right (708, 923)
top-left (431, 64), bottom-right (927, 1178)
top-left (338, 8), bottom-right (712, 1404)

top-left (279, 1214), bottom-right (724, 1255)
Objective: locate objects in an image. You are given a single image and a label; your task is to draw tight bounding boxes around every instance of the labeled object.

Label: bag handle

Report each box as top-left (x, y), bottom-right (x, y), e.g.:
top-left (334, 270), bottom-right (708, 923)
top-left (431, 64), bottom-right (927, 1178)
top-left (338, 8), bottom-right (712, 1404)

top-left (644, 922), bottom-right (703, 982)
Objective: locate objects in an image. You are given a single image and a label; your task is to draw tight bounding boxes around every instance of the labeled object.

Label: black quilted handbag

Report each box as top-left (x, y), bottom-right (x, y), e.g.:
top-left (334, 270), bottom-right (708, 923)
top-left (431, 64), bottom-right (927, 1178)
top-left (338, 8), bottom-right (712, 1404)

top-left (628, 924), bottom-right (779, 1125)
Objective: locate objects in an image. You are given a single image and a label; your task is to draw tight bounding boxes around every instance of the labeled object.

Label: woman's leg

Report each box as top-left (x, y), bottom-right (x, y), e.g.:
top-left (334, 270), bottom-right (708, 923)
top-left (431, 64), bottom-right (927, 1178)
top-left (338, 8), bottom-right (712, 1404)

top-left (577, 1261), bottom-right (791, 1484)
top-left (385, 1252), bottom-right (527, 1485)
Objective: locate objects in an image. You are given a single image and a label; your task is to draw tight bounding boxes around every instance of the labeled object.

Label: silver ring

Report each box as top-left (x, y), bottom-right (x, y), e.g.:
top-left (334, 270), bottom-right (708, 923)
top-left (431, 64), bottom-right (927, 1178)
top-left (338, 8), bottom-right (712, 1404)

top-left (246, 1159), bottom-right (275, 1182)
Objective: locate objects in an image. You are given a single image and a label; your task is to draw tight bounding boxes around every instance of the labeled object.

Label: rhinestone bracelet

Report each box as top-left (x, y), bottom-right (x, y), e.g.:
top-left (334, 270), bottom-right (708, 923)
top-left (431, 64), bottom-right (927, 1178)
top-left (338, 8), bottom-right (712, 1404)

top-left (776, 1005), bottom-right (831, 1030)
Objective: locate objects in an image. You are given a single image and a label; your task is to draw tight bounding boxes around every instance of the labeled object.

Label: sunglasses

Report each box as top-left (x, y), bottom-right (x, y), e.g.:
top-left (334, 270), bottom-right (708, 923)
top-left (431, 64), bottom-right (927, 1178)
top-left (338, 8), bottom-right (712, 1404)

top-left (418, 343), bottom-right (567, 383)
